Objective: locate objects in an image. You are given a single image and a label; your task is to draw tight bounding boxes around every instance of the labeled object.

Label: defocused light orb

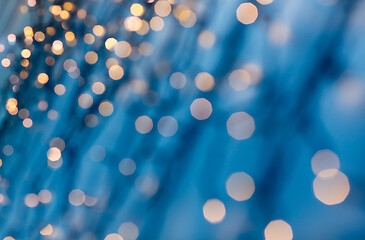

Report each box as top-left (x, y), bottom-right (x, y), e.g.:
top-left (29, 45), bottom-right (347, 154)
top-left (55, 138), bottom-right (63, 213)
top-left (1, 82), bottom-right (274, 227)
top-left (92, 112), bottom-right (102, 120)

top-left (8, 34), bottom-right (16, 43)
top-left (21, 49), bottom-right (31, 58)
top-left (203, 199), bottom-right (226, 224)
top-left (236, 3), bottom-right (258, 25)
top-left (34, 31), bottom-right (45, 42)
top-left (23, 118), bottom-right (33, 128)
top-left (119, 158), bottom-right (136, 176)
top-left (136, 20), bottom-right (150, 35)
top-left (124, 16), bottom-right (142, 32)
top-left (135, 116), bottom-right (153, 134)
top-left (244, 63), bottom-right (263, 85)
top-left (135, 174), bottom-right (159, 196)
top-left (313, 169), bottom-right (350, 205)
top-left (257, 0), bottom-right (274, 5)
top-left (106, 58), bottom-right (119, 69)
top-left (157, 116), bottom-right (178, 137)
top-left (150, 16), bottom-right (164, 31)
top-left (85, 114), bottom-right (99, 128)
top-left (268, 22), bottom-right (291, 46)
top-left (115, 41), bottom-right (132, 58)
top-left (47, 110), bottom-right (59, 120)
top-left (78, 93), bottom-right (93, 109)
top-left (131, 3), bottom-right (144, 16)
top-left (85, 51), bottom-right (98, 64)
top-left (24, 193), bottom-right (39, 208)
top-left (84, 196), bottom-right (98, 207)
top-left (311, 149), bottom-right (340, 175)
top-left (337, 78), bottom-right (363, 109)
top-left (37, 73), bottom-right (49, 84)
top-left (54, 84), bottom-right (66, 95)
top-left (47, 147), bottom-right (61, 161)
top-left (92, 82), bottom-right (106, 95)
top-left (4, 237), bottom-right (15, 240)
top-left (178, 9), bottom-right (196, 28)
top-left (52, 40), bottom-right (63, 51)
top-left (104, 233), bottom-right (123, 240)
top-left (40, 224), bottom-right (53, 236)
top-left (64, 59), bottom-right (77, 72)
top-left (105, 38), bottom-right (118, 50)
top-left (118, 222), bottom-right (139, 240)
top-left (190, 98), bottom-right (212, 120)
top-left (264, 220), bottom-right (293, 240)
top-left (1, 58), bottom-right (11, 67)
top-left (154, 1), bottom-right (171, 17)
top-left (69, 189), bottom-right (85, 206)
top-left (50, 137), bottom-right (65, 151)
top-left (226, 112), bottom-right (255, 140)
top-left (108, 65), bottom-right (124, 80)
top-left (89, 145), bottom-right (106, 162)
top-left (198, 30), bottom-right (216, 48)
top-left (99, 101), bottom-right (114, 117)
top-left (83, 34), bottom-right (95, 45)
top-left (226, 172), bottom-right (255, 201)
top-left (229, 69), bottom-right (251, 91)
top-left (195, 72), bottom-right (215, 92)
top-left (93, 25), bottom-right (106, 37)
top-left (38, 190), bottom-right (52, 204)
top-left (169, 72), bottom-right (186, 89)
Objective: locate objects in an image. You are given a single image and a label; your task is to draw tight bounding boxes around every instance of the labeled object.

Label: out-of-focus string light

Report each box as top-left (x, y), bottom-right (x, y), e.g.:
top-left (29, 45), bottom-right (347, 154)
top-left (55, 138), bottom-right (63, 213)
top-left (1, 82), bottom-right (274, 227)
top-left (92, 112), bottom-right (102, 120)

top-left (264, 220), bottom-right (293, 240)
top-left (195, 72), bottom-right (215, 92)
top-left (99, 101), bottom-right (114, 117)
top-left (198, 30), bottom-right (216, 48)
top-left (226, 112), bottom-right (255, 140)
top-left (203, 199), bottom-right (226, 224)
top-left (190, 98), bottom-right (212, 120)
top-left (118, 222), bottom-right (139, 240)
top-left (135, 115), bottom-right (153, 134)
top-left (115, 41), bottom-right (132, 58)
top-left (24, 193), bottom-right (39, 208)
top-left (150, 16), bottom-right (165, 31)
top-left (119, 158), bottom-right (136, 176)
top-left (157, 116), bottom-right (178, 137)
top-left (131, 3), bottom-right (144, 16)
top-left (68, 189), bottom-right (86, 206)
top-left (40, 224), bottom-right (53, 236)
top-left (313, 168), bottom-right (350, 205)
top-left (257, 0), bottom-right (274, 5)
top-left (226, 172), bottom-right (255, 201)
top-left (104, 233), bottom-right (123, 240)
top-left (236, 3), bottom-right (258, 25)
top-left (311, 149), bottom-right (340, 175)
top-left (169, 72), bottom-right (187, 89)
top-left (109, 65), bottom-right (124, 80)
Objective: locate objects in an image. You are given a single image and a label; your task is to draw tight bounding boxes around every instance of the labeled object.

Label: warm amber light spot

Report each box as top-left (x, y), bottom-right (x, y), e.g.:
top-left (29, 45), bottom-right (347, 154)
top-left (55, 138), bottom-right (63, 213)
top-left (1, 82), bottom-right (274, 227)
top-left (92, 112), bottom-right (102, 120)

top-left (236, 3), bottom-right (258, 25)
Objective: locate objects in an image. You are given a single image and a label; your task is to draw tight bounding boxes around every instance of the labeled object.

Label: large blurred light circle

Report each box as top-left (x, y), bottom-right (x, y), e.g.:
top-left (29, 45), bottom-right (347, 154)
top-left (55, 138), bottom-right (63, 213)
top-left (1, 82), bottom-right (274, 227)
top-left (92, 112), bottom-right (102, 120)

top-left (236, 3), bottom-right (258, 25)
top-left (135, 116), bottom-right (153, 134)
top-left (226, 112), bottom-right (255, 140)
top-left (264, 220), bottom-right (293, 240)
top-left (203, 199), bottom-right (226, 224)
top-left (119, 158), bottom-right (136, 176)
top-left (157, 116), bottom-right (178, 137)
top-left (229, 69), bottom-right (251, 91)
top-left (313, 169), bottom-right (350, 205)
top-left (190, 98), bottom-right (212, 120)
top-left (311, 149), bottom-right (340, 175)
top-left (226, 172), bottom-right (255, 201)
top-left (118, 221), bottom-right (139, 240)
top-left (195, 72), bottom-right (215, 92)
top-left (104, 233), bottom-right (123, 240)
